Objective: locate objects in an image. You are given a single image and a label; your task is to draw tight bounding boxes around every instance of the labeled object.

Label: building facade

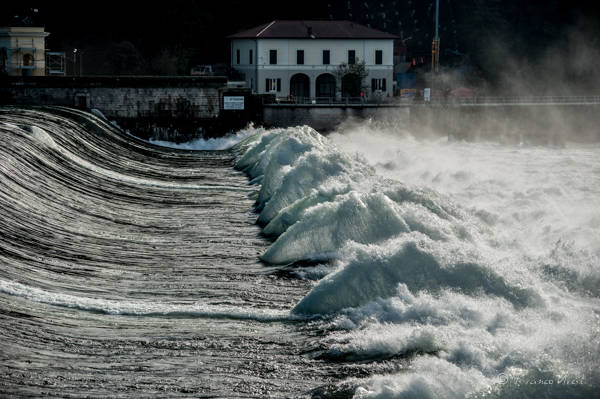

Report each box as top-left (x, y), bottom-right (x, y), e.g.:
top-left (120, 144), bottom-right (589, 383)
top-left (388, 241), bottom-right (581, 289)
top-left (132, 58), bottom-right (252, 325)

top-left (228, 21), bottom-right (397, 100)
top-left (0, 27), bottom-right (49, 76)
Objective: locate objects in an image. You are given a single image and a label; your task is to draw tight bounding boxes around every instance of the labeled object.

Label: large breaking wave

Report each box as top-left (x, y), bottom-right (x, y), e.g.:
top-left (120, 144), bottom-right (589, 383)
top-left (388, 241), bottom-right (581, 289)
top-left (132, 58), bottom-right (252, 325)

top-left (233, 124), bottom-right (600, 398)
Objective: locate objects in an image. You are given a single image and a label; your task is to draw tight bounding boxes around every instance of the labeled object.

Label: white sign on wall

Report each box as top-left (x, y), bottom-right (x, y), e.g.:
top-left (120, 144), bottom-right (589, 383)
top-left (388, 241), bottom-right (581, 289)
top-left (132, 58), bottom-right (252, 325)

top-left (424, 88), bottom-right (431, 102)
top-left (224, 96), bottom-right (245, 110)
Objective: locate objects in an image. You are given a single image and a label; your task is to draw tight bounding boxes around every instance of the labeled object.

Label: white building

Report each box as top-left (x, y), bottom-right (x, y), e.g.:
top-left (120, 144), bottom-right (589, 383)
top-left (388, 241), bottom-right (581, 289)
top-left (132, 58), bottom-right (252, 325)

top-left (0, 26), bottom-right (49, 76)
top-left (228, 20), bottom-right (397, 100)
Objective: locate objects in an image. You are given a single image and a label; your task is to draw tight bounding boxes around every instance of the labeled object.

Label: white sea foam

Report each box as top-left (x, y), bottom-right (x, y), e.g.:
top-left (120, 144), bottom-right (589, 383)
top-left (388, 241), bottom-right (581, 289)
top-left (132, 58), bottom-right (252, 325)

top-left (24, 125), bottom-right (58, 148)
top-left (0, 279), bottom-right (296, 321)
top-left (235, 124), bottom-right (600, 398)
top-left (353, 356), bottom-right (492, 399)
top-left (149, 125), bottom-right (258, 151)
top-left (260, 150), bottom-right (373, 224)
top-left (262, 181), bottom-right (354, 237)
top-left (294, 235), bottom-right (543, 315)
top-left (90, 108), bottom-right (108, 120)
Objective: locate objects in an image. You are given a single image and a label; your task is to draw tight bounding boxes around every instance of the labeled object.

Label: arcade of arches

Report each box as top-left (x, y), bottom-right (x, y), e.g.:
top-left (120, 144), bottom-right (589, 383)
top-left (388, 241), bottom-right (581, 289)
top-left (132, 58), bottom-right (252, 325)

top-left (289, 73), bottom-right (340, 100)
top-left (290, 73), bottom-right (310, 99)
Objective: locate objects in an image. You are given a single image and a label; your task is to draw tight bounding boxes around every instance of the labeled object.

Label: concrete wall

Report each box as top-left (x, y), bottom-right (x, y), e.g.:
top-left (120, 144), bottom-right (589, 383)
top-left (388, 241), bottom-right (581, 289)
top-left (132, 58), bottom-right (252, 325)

top-left (0, 76), bottom-right (263, 141)
top-left (264, 105), bottom-right (398, 132)
top-left (1, 86), bottom-right (220, 119)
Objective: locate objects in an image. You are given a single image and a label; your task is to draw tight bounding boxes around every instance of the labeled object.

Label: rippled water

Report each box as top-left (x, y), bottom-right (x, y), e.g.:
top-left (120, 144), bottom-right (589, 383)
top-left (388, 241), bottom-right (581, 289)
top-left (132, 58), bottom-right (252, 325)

top-left (1, 106), bottom-right (599, 398)
top-left (0, 107), bottom-right (354, 398)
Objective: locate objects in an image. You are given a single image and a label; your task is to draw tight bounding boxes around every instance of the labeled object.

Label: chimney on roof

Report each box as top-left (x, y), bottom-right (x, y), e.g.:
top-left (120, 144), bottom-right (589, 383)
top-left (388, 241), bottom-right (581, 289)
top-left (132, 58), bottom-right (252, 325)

top-left (307, 26), bottom-right (316, 39)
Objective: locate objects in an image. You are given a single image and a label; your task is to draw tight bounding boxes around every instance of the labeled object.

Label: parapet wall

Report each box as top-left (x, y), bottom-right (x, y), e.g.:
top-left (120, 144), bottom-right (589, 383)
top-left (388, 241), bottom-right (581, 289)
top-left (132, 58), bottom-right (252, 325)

top-left (263, 106), bottom-right (381, 132)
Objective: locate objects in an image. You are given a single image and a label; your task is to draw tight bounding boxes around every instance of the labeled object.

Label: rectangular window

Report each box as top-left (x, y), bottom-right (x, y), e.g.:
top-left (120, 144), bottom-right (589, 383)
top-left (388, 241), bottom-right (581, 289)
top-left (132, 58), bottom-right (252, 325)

top-left (322, 50), bottom-right (330, 65)
top-left (249, 49), bottom-right (253, 65)
top-left (236, 49), bottom-right (240, 64)
top-left (265, 78), bottom-right (282, 92)
top-left (375, 50), bottom-right (383, 65)
top-left (348, 50), bottom-right (356, 65)
top-left (269, 49), bottom-right (277, 65)
top-left (297, 50), bottom-right (304, 65)
top-left (372, 78), bottom-right (387, 91)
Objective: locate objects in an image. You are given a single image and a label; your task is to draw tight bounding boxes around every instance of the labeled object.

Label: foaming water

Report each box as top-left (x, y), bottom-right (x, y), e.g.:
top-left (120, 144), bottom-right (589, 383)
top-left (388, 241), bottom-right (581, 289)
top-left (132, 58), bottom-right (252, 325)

top-left (2, 106), bottom-right (598, 397)
top-left (150, 126), bottom-right (259, 151)
top-left (234, 123), bottom-right (600, 398)
top-left (0, 278), bottom-right (296, 321)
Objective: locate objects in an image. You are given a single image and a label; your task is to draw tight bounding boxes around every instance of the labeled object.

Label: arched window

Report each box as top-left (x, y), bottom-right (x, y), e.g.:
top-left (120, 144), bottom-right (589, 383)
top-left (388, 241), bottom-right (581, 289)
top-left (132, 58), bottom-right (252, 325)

top-left (290, 73), bottom-right (310, 100)
top-left (316, 73), bottom-right (336, 100)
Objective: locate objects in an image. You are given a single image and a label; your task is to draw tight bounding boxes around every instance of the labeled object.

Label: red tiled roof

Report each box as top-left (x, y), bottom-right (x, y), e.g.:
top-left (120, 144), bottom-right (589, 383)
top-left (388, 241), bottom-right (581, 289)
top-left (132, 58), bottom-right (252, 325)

top-left (227, 20), bottom-right (398, 40)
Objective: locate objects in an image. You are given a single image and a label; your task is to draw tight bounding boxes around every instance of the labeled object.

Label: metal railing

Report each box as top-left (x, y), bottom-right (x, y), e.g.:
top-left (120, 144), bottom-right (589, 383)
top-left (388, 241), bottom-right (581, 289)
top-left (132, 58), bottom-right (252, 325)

top-left (451, 95), bottom-right (600, 105)
top-left (270, 96), bottom-right (394, 105)
top-left (267, 95), bottom-right (600, 106)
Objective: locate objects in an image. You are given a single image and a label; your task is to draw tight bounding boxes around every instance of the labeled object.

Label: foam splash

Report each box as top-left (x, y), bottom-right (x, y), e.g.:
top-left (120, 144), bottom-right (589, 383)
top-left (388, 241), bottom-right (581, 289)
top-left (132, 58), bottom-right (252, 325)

top-left (293, 235), bottom-right (542, 315)
top-left (149, 125), bottom-right (259, 151)
top-left (234, 124), bottom-right (600, 398)
top-left (25, 125), bottom-right (58, 148)
top-left (0, 279), bottom-right (296, 322)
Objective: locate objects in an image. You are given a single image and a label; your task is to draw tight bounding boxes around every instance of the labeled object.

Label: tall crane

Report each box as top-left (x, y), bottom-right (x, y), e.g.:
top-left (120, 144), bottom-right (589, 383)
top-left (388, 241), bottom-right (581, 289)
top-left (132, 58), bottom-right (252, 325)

top-left (431, 0), bottom-right (440, 73)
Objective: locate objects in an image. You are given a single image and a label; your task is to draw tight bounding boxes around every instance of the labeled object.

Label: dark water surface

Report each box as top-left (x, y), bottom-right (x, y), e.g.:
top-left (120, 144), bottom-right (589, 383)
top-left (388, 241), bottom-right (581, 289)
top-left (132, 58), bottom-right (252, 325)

top-left (0, 107), bottom-right (348, 398)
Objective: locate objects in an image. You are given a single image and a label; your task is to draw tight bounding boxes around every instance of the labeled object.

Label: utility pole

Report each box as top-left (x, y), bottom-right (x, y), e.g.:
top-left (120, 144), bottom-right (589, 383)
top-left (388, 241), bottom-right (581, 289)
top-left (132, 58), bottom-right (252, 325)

top-left (431, 0), bottom-right (440, 73)
top-left (73, 48), bottom-right (77, 76)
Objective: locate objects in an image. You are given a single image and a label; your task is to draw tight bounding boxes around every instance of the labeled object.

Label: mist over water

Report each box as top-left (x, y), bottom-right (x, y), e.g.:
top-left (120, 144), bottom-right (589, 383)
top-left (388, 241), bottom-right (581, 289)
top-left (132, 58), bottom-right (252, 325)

top-left (1, 105), bottom-right (598, 398)
top-left (234, 119), bottom-right (600, 398)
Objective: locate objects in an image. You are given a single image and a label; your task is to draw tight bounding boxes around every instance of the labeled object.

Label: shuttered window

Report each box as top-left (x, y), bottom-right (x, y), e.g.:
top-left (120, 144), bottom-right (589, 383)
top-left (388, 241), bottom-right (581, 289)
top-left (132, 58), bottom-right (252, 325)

top-left (265, 78), bottom-right (282, 92)
top-left (372, 78), bottom-right (387, 91)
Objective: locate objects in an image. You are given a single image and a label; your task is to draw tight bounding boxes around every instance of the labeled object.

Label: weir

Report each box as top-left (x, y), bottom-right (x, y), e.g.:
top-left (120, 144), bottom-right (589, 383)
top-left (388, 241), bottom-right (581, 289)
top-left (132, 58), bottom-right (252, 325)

top-left (0, 107), bottom-right (347, 397)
